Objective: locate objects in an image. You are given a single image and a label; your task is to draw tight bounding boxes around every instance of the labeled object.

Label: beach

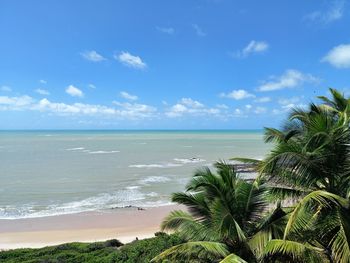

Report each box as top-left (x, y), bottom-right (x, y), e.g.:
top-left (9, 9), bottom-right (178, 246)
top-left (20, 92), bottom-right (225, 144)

top-left (0, 205), bottom-right (180, 250)
top-left (0, 131), bottom-right (267, 250)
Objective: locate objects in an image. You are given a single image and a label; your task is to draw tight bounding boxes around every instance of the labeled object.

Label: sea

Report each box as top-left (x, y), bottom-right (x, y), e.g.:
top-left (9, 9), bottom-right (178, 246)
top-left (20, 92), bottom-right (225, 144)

top-left (0, 130), bottom-right (270, 219)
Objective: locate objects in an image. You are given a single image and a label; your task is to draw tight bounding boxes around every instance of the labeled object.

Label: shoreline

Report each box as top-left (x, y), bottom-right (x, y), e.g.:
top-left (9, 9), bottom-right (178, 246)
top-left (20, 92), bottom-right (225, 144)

top-left (0, 205), bottom-right (181, 250)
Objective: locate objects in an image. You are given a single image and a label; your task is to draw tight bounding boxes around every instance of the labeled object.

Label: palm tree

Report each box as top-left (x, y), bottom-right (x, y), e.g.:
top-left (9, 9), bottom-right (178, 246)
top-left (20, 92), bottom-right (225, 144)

top-left (318, 88), bottom-right (350, 115)
top-left (238, 89), bottom-right (350, 262)
top-left (152, 162), bottom-right (292, 262)
top-left (154, 88), bottom-right (350, 262)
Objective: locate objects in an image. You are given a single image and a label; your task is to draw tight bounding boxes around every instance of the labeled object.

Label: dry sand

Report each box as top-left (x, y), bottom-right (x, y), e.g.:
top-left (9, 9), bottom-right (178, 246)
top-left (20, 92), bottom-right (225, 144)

top-left (0, 205), bottom-right (181, 250)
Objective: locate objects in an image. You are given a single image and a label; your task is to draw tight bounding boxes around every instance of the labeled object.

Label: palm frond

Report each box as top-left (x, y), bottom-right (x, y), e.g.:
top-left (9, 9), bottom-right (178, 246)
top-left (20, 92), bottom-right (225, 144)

top-left (329, 208), bottom-right (350, 263)
top-left (219, 253), bottom-right (248, 263)
top-left (263, 239), bottom-right (325, 263)
top-left (151, 241), bottom-right (229, 262)
top-left (284, 190), bottom-right (348, 239)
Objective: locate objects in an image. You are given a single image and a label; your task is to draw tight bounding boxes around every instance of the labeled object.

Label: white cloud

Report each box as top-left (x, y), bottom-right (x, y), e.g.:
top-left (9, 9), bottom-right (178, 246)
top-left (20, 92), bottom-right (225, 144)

top-left (65, 85), bottom-right (84, 97)
top-left (112, 101), bottom-right (157, 119)
top-left (166, 104), bottom-right (187, 117)
top-left (165, 98), bottom-right (219, 118)
top-left (1, 86), bottom-right (12, 92)
top-left (192, 24), bottom-right (206, 37)
top-left (115, 52), bottom-right (147, 69)
top-left (322, 44), bottom-right (350, 68)
top-left (40, 99), bottom-right (155, 118)
top-left (234, 108), bottom-right (243, 116)
top-left (220, 89), bottom-right (255, 100)
top-left (35, 99), bottom-right (113, 115)
top-left (120, 91), bottom-right (138, 101)
top-left (35, 89), bottom-right (50, 95)
top-left (272, 109), bottom-right (282, 115)
top-left (254, 106), bottom-right (267, 114)
top-left (304, 0), bottom-right (345, 24)
top-left (257, 69), bottom-right (319, 92)
top-left (245, 104), bottom-right (252, 110)
top-left (271, 97), bottom-right (307, 114)
top-left (88, 84), bottom-right (96, 89)
top-left (0, 95), bottom-right (34, 110)
top-left (81, 50), bottom-right (106, 62)
top-left (156, 26), bottom-right (175, 34)
top-left (216, 104), bottom-right (229, 109)
top-left (180, 98), bottom-right (204, 108)
top-left (255, 97), bottom-right (271, 103)
top-left (39, 79), bottom-right (47, 84)
top-left (234, 40), bottom-right (269, 58)
top-left (242, 41), bottom-right (269, 56)
top-left (278, 97), bottom-right (300, 106)
top-left (281, 103), bottom-right (307, 111)
top-left (0, 93), bottom-right (157, 120)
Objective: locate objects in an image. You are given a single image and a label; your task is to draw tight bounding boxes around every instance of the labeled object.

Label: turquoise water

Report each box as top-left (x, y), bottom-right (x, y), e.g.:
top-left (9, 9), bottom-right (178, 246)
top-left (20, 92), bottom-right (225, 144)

top-left (0, 130), bottom-right (270, 219)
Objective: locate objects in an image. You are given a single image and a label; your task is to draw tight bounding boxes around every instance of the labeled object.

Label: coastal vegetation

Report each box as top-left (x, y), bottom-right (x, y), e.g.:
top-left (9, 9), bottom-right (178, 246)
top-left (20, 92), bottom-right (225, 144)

top-left (153, 88), bottom-right (350, 262)
top-left (0, 233), bottom-right (182, 263)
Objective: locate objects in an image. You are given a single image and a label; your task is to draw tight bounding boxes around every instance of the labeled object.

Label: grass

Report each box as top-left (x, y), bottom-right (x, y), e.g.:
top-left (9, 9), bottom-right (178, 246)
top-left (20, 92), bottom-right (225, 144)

top-left (0, 232), bottom-right (182, 263)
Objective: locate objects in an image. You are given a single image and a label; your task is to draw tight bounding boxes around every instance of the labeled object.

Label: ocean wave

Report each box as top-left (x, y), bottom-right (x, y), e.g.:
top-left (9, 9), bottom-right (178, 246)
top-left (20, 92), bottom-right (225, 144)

top-left (0, 189), bottom-right (169, 220)
top-left (88, 150), bottom-right (120, 154)
top-left (66, 147), bottom-right (85, 151)
top-left (129, 158), bottom-right (205, 169)
top-left (140, 176), bottom-right (171, 184)
top-left (173, 157), bottom-right (205, 164)
top-left (146, 192), bottom-right (158, 197)
top-left (129, 163), bottom-right (182, 168)
top-left (65, 148), bottom-right (120, 154)
top-left (125, 185), bottom-right (141, 190)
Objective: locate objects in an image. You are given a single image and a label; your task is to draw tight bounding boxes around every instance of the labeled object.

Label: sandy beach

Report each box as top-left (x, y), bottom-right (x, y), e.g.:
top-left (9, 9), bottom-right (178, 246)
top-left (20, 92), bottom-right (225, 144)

top-left (0, 205), bottom-right (180, 250)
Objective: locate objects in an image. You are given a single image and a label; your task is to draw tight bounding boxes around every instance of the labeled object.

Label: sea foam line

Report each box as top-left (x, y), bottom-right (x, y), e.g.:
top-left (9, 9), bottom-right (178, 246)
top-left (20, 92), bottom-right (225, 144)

top-left (129, 163), bottom-right (182, 168)
top-left (0, 189), bottom-right (170, 220)
top-left (140, 176), bottom-right (171, 184)
top-left (65, 147), bottom-right (120, 154)
top-left (173, 157), bottom-right (205, 164)
top-left (88, 150), bottom-right (120, 154)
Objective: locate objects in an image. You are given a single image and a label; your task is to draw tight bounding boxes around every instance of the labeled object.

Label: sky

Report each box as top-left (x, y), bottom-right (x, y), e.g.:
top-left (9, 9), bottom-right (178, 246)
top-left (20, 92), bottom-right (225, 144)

top-left (0, 0), bottom-right (350, 129)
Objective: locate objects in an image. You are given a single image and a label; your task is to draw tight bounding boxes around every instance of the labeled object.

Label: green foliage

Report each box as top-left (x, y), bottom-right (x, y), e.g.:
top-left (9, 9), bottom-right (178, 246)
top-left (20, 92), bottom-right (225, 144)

top-left (0, 234), bottom-right (182, 263)
top-left (155, 88), bottom-right (350, 263)
top-left (155, 161), bottom-right (287, 262)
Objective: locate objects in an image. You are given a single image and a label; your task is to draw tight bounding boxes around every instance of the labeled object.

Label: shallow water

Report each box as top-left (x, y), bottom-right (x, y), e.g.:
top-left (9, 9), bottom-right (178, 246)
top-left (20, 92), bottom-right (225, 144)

top-left (0, 130), bottom-right (270, 219)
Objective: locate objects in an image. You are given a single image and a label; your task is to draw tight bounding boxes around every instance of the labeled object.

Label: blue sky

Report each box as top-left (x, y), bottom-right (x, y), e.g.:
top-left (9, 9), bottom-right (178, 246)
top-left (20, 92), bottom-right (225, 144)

top-left (1, 0), bottom-right (350, 129)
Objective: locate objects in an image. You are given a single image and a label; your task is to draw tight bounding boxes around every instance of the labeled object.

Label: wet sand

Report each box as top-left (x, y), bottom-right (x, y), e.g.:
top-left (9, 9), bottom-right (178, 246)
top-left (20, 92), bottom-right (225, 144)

top-left (0, 205), bottom-right (181, 250)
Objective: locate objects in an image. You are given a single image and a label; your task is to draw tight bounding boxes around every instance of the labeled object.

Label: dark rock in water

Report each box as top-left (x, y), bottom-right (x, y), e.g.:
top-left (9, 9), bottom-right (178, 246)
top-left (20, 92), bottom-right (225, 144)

top-left (111, 205), bottom-right (146, 210)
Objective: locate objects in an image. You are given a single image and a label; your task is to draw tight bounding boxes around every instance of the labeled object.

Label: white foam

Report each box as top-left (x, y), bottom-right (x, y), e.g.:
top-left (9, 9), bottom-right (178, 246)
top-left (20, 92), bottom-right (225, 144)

top-left (140, 176), bottom-right (171, 184)
top-left (0, 189), bottom-right (148, 219)
top-left (146, 192), bottom-right (158, 197)
top-left (125, 186), bottom-right (141, 190)
top-left (88, 150), bottom-right (120, 154)
top-left (173, 158), bottom-right (205, 164)
top-left (142, 200), bottom-right (173, 207)
top-left (65, 148), bottom-right (119, 154)
top-left (66, 147), bottom-right (85, 151)
top-left (129, 163), bottom-right (182, 168)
